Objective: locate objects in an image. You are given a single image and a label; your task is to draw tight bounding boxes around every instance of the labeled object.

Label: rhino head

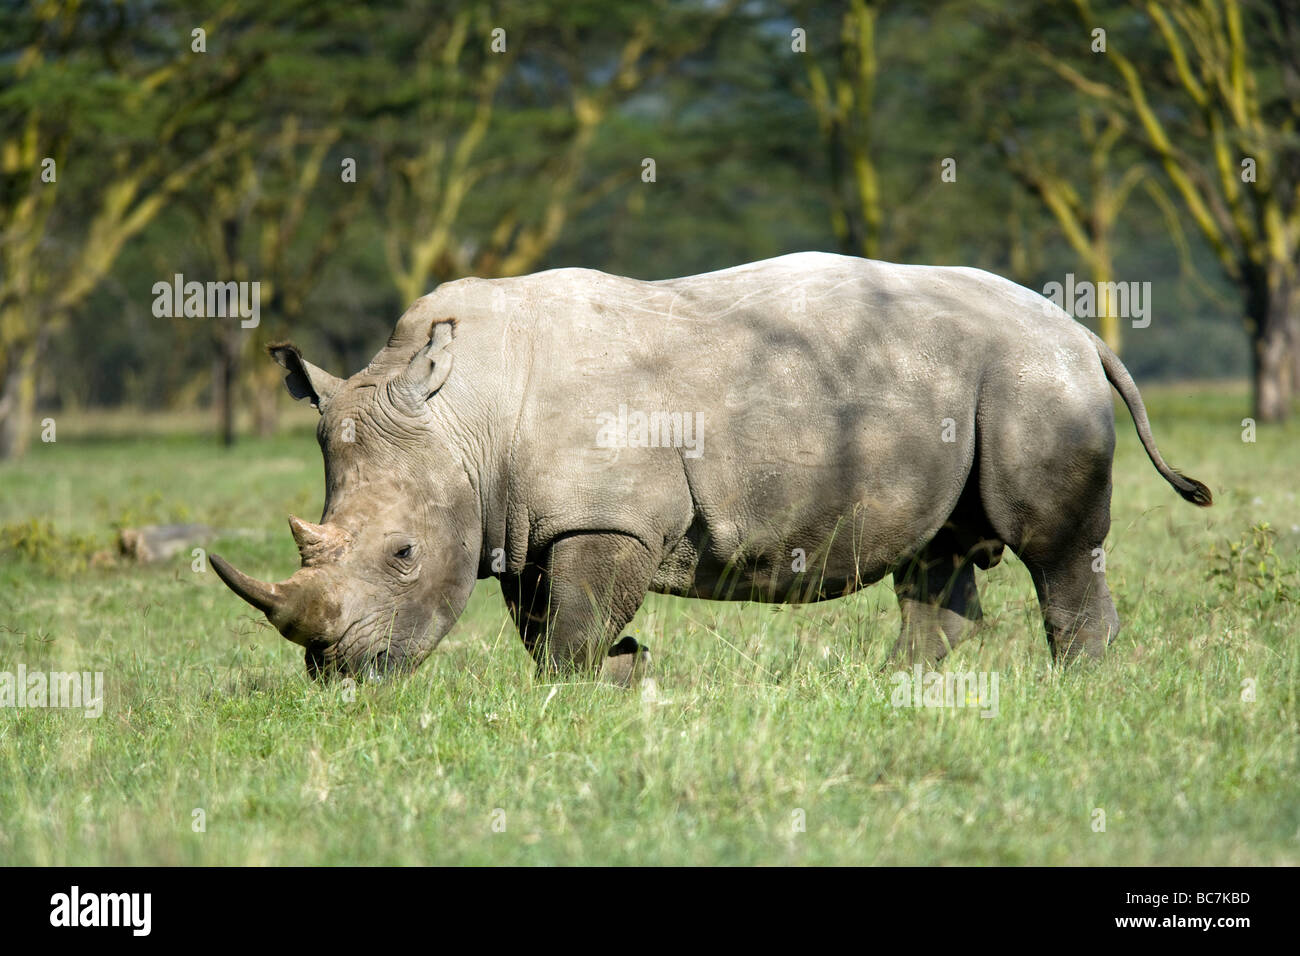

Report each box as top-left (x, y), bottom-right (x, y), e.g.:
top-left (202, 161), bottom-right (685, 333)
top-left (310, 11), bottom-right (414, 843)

top-left (211, 317), bottom-right (482, 680)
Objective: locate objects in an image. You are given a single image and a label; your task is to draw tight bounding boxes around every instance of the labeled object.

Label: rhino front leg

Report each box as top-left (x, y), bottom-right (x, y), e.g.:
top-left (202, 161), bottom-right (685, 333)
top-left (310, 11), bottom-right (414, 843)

top-left (887, 544), bottom-right (983, 665)
top-left (502, 532), bottom-right (657, 686)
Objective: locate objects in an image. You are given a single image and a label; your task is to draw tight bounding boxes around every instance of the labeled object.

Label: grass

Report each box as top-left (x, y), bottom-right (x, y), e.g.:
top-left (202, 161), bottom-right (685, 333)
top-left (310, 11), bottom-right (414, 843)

top-left (0, 383), bottom-right (1296, 865)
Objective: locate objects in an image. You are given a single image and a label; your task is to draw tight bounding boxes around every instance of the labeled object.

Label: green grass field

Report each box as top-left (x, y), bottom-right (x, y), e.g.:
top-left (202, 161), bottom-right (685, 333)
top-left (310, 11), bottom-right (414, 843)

top-left (0, 383), bottom-right (1296, 865)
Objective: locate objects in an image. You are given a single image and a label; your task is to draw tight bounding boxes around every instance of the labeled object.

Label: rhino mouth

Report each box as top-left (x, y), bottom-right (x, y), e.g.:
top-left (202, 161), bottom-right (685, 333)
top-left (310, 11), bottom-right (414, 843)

top-left (305, 645), bottom-right (327, 680)
top-left (365, 648), bottom-right (395, 680)
top-left (303, 643), bottom-right (404, 682)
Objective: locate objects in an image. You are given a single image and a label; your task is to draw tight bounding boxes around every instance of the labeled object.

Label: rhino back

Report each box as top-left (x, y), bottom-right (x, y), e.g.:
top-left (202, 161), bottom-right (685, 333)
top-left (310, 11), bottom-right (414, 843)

top-left (426, 252), bottom-right (1106, 596)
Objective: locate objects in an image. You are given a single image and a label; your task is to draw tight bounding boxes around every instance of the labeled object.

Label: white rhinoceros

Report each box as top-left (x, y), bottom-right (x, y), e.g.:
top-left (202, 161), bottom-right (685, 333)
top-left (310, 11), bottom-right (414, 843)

top-left (211, 253), bottom-right (1210, 681)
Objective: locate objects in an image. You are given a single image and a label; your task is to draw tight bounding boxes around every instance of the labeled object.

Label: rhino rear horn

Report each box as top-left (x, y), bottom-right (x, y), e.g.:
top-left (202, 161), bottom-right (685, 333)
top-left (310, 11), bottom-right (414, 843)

top-left (288, 515), bottom-right (349, 562)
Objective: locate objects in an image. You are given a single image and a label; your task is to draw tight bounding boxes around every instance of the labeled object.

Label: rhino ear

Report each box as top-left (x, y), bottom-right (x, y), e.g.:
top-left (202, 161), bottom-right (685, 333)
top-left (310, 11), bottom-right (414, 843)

top-left (268, 342), bottom-right (343, 412)
top-left (389, 318), bottom-right (456, 414)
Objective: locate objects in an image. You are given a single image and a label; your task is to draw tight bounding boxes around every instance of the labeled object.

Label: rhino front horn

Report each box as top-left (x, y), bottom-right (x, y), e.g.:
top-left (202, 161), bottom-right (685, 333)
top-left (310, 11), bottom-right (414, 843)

top-left (210, 553), bottom-right (284, 617)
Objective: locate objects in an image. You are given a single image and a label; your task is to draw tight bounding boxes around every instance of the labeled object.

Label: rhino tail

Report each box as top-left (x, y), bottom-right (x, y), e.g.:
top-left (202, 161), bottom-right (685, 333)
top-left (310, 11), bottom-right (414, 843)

top-left (1087, 329), bottom-right (1212, 507)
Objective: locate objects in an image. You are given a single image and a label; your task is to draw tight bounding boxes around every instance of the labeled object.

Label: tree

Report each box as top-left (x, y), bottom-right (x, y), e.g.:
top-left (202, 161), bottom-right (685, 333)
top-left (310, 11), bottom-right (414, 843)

top-left (361, 0), bottom-right (740, 300)
top-left (793, 0), bottom-right (884, 258)
top-left (998, 107), bottom-right (1147, 352)
top-left (1051, 0), bottom-right (1300, 421)
top-left (0, 0), bottom-right (258, 457)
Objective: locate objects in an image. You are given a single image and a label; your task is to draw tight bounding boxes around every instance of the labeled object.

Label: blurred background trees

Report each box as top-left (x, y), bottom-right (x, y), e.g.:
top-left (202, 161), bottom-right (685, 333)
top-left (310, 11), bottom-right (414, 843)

top-left (1, 0), bottom-right (1293, 459)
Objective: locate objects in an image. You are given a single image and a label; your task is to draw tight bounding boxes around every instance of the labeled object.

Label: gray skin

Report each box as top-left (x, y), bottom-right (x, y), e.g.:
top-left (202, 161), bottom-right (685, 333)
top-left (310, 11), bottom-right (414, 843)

top-left (211, 252), bottom-right (1211, 681)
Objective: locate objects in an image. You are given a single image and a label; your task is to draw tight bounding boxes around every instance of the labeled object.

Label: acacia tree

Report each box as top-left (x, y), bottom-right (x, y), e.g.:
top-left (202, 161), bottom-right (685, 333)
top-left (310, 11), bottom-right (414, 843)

top-left (1051, 0), bottom-right (1300, 421)
top-left (186, 118), bottom-right (363, 443)
top-left (980, 16), bottom-right (1157, 355)
top-left (996, 107), bottom-right (1149, 352)
top-left (792, 0), bottom-right (884, 258)
top-left (788, 0), bottom-right (1001, 268)
top-left (0, 1), bottom-right (261, 458)
top-left (364, 0), bottom-right (740, 300)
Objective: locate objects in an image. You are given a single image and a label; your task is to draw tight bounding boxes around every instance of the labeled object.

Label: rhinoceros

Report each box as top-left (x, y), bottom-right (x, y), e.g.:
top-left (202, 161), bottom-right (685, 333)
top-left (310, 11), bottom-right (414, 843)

top-left (210, 252), bottom-right (1211, 682)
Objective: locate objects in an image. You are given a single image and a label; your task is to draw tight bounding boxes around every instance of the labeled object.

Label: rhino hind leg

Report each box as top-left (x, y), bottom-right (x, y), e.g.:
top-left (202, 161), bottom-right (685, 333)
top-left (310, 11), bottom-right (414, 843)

top-left (981, 411), bottom-right (1121, 662)
top-left (884, 468), bottom-right (1002, 666)
top-left (502, 532), bottom-right (657, 685)
top-left (1020, 482), bottom-right (1121, 662)
top-left (1023, 548), bottom-right (1120, 662)
top-left (887, 538), bottom-right (984, 666)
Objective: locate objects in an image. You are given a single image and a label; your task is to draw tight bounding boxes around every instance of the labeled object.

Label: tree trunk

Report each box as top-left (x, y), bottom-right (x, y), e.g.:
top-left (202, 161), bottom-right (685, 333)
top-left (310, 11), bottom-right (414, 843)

top-left (1250, 273), bottom-right (1295, 423)
top-left (0, 345), bottom-right (37, 459)
top-left (1291, 308), bottom-right (1300, 393)
top-left (250, 377), bottom-right (279, 438)
top-left (1093, 255), bottom-right (1121, 354)
top-left (0, 333), bottom-right (44, 460)
top-left (213, 328), bottom-right (238, 447)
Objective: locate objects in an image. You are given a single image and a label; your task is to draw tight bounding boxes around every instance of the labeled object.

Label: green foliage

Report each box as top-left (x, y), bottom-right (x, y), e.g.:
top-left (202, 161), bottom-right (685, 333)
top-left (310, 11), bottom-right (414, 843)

top-left (1206, 522), bottom-right (1299, 608)
top-left (0, 518), bottom-right (99, 573)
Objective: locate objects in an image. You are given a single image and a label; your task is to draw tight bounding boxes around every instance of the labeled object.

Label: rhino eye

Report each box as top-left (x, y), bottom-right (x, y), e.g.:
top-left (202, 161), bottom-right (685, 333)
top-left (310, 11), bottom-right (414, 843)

top-left (393, 545), bottom-right (413, 560)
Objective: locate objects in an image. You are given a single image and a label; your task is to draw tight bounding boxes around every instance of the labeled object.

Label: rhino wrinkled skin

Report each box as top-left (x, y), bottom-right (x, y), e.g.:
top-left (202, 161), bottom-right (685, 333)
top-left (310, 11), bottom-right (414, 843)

top-left (210, 252), bottom-right (1211, 681)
